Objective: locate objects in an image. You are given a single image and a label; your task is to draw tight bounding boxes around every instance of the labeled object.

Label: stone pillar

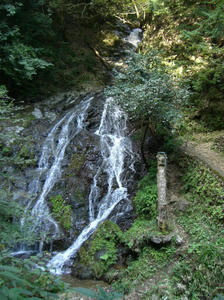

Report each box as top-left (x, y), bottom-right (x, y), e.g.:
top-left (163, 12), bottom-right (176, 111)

top-left (156, 152), bottom-right (168, 232)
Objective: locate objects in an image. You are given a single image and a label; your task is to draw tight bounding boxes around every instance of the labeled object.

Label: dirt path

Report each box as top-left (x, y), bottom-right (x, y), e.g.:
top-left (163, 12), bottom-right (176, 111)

top-left (181, 140), bottom-right (224, 179)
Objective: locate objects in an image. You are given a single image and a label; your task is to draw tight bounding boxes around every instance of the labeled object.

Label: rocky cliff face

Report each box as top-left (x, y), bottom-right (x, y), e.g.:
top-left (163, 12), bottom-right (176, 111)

top-left (0, 90), bottom-right (144, 253)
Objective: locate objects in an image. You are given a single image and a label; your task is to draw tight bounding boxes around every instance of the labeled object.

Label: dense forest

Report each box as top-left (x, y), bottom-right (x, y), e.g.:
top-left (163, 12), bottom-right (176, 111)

top-left (0, 0), bottom-right (224, 299)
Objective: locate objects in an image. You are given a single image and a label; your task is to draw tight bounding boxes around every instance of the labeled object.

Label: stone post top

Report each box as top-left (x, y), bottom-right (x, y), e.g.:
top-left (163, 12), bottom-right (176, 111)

top-left (157, 152), bottom-right (167, 166)
top-left (156, 152), bottom-right (167, 158)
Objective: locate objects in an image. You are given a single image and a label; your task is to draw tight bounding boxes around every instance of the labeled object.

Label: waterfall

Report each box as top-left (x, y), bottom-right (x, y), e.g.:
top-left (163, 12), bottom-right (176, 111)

top-left (20, 96), bottom-right (92, 251)
top-left (126, 28), bottom-right (142, 47)
top-left (16, 28), bottom-right (141, 269)
top-left (47, 97), bottom-right (135, 274)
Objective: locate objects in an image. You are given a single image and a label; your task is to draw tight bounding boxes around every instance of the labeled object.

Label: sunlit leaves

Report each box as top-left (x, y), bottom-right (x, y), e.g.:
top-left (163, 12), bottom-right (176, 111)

top-left (105, 52), bottom-right (189, 129)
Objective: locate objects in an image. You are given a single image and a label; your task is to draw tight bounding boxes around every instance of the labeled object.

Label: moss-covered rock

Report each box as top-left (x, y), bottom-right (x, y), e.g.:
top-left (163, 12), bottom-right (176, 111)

top-left (18, 145), bottom-right (34, 159)
top-left (68, 152), bottom-right (86, 173)
top-left (49, 195), bottom-right (72, 231)
top-left (73, 220), bottom-right (123, 279)
top-left (1, 146), bottom-right (13, 157)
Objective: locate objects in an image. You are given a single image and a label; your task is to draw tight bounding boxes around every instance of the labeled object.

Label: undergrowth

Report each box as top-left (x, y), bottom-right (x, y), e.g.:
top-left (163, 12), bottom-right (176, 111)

top-left (142, 158), bottom-right (224, 299)
top-left (0, 253), bottom-right (67, 299)
top-left (182, 159), bottom-right (224, 221)
top-left (75, 221), bottom-right (123, 279)
top-left (132, 162), bottom-right (158, 218)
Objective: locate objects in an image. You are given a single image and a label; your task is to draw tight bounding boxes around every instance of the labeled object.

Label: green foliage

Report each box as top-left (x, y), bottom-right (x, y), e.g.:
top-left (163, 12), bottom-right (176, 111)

top-left (182, 159), bottom-right (224, 221)
top-left (213, 296), bottom-right (224, 300)
top-left (0, 0), bottom-right (53, 87)
top-left (49, 195), bottom-right (72, 231)
top-left (69, 152), bottom-right (86, 173)
top-left (133, 183), bottom-right (157, 218)
top-left (0, 190), bottom-right (39, 250)
top-left (122, 218), bottom-right (170, 252)
top-left (132, 163), bottom-right (157, 218)
top-left (170, 199), bottom-right (224, 300)
top-left (89, 0), bottom-right (131, 17)
top-left (76, 220), bottom-right (123, 279)
top-left (172, 242), bottom-right (223, 299)
top-left (0, 142), bottom-right (37, 170)
top-left (105, 52), bottom-right (189, 129)
top-left (0, 254), bottom-right (67, 299)
top-left (0, 85), bottom-right (8, 98)
top-left (0, 193), bottom-right (22, 250)
top-left (112, 244), bottom-right (176, 294)
top-left (142, 0), bottom-right (224, 111)
top-left (74, 286), bottom-right (122, 300)
top-left (18, 145), bottom-right (33, 159)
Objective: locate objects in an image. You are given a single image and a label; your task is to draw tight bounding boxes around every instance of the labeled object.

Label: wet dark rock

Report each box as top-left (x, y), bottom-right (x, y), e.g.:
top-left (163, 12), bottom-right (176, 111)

top-left (1, 90), bottom-right (144, 255)
top-left (72, 263), bottom-right (94, 280)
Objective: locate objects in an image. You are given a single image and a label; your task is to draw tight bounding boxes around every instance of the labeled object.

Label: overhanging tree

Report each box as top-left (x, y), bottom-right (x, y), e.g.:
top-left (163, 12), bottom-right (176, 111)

top-left (0, 0), bottom-right (53, 90)
top-left (105, 52), bottom-right (190, 162)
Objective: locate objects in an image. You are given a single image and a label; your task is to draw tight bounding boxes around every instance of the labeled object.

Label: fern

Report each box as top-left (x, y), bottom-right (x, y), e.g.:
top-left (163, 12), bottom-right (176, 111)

top-left (0, 255), bottom-right (65, 300)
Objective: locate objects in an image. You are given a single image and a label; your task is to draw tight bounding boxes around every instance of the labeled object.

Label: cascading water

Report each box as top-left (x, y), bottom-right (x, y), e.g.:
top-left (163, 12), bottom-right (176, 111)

top-left (17, 28), bottom-right (142, 271)
top-left (19, 97), bottom-right (92, 252)
top-left (47, 97), bottom-right (135, 274)
top-left (126, 28), bottom-right (142, 47)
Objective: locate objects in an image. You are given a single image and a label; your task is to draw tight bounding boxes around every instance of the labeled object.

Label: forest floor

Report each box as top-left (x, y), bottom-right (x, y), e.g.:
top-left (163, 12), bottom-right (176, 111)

top-left (123, 164), bottom-right (188, 300)
top-left (124, 131), bottom-right (224, 299)
top-left (59, 131), bottom-right (224, 300)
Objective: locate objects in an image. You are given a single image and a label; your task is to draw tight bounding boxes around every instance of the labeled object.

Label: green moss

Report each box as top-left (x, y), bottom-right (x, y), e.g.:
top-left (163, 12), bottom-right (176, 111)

top-left (19, 145), bottom-right (32, 159)
top-left (73, 189), bottom-right (86, 203)
top-left (49, 195), bottom-right (72, 231)
top-left (1, 146), bottom-right (12, 157)
top-left (112, 244), bottom-right (176, 294)
top-left (69, 152), bottom-right (86, 173)
top-left (23, 114), bottom-right (35, 128)
top-left (102, 32), bottom-right (120, 47)
top-left (123, 218), bottom-right (172, 251)
top-left (76, 220), bottom-right (123, 279)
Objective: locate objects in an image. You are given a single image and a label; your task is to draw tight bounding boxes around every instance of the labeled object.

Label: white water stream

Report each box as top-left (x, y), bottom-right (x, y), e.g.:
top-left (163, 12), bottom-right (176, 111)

top-left (126, 28), bottom-right (142, 47)
top-left (47, 97), bottom-right (135, 274)
top-left (19, 97), bottom-right (92, 253)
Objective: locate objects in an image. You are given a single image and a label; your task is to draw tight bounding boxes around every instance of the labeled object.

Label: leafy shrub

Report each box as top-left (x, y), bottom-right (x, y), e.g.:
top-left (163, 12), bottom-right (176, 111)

top-left (0, 254), bottom-right (66, 299)
top-left (133, 184), bottom-right (157, 218)
top-left (105, 52), bottom-right (189, 129)
top-left (50, 195), bottom-right (72, 231)
top-left (132, 163), bottom-right (158, 218)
